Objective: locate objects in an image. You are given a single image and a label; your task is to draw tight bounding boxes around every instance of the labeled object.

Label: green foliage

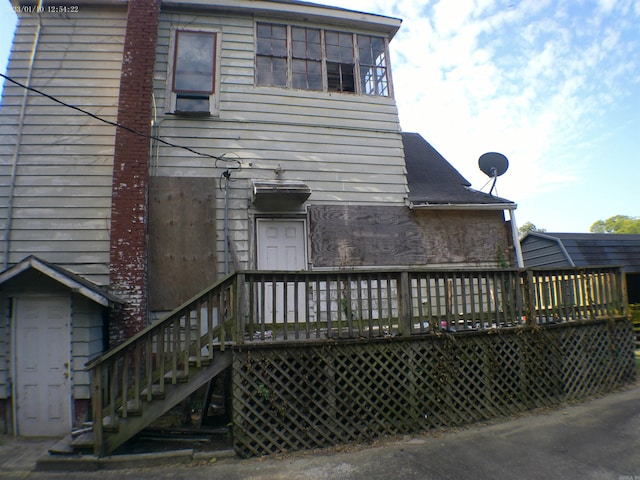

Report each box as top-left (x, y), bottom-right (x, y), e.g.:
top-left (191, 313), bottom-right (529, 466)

top-left (590, 215), bottom-right (640, 234)
top-left (518, 221), bottom-right (546, 238)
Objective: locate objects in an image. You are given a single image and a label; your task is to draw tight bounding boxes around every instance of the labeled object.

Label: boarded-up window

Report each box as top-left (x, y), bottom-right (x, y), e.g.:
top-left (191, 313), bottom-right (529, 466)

top-left (148, 177), bottom-right (217, 311)
top-left (309, 205), bottom-right (512, 268)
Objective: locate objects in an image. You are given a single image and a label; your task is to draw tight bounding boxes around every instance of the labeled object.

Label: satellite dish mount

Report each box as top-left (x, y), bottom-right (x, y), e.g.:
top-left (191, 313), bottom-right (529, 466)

top-left (479, 152), bottom-right (509, 195)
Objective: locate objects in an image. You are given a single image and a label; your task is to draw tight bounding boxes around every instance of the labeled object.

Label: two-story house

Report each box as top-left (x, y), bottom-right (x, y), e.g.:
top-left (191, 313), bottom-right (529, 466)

top-left (0, 0), bottom-right (520, 438)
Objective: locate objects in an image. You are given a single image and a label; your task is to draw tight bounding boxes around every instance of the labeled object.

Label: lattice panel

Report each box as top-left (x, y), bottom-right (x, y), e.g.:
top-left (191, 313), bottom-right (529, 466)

top-left (232, 320), bottom-right (635, 458)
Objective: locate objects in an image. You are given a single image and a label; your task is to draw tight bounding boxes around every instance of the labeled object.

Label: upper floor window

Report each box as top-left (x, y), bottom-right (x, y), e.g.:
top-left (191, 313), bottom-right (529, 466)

top-left (167, 29), bottom-right (220, 115)
top-left (256, 23), bottom-right (391, 97)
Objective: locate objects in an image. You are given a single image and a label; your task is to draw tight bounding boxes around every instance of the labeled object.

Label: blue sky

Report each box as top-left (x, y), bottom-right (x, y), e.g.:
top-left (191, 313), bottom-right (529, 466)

top-left (1, 0), bottom-right (639, 233)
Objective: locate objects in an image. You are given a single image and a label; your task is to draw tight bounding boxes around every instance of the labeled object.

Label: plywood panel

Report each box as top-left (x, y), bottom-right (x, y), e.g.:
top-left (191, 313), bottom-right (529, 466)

top-left (309, 205), bottom-right (512, 268)
top-left (148, 176), bottom-right (218, 311)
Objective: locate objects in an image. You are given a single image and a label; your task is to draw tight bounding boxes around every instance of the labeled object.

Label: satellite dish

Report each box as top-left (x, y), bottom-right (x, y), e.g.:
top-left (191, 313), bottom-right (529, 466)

top-left (479, 152), bottom-right (509, 178)
top-left (478, 152), bottom-right (509, 195)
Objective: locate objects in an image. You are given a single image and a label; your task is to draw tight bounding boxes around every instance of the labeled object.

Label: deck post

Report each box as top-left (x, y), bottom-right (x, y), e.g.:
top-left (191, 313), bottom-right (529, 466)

top-left (521, 269), bottom-right (536, 325)
top-left (91, 365), bottom-right (104, 457)
top-left (235, 272), bottom-right (245, 344)
top-left (399, 271), bottom-right (412, 335)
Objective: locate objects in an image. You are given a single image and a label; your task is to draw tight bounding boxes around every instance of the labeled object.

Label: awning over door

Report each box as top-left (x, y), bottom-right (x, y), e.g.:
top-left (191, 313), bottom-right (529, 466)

top-left (251, 180), bottom-right (311, 210)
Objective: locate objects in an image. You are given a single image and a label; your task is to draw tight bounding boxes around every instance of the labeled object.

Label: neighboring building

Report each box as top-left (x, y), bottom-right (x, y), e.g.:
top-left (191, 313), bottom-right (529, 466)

top-left (521, 232), bottom-right (640, 303)
top-left (0, 0), bottom-right (519, 436)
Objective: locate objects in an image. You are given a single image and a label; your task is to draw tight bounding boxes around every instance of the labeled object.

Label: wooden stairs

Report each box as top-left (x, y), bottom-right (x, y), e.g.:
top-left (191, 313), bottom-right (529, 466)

top-left (86, 274), bottom-right (238, 456)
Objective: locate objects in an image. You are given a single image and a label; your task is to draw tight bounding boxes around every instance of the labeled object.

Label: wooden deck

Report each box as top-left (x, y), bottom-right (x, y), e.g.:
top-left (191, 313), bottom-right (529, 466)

top-left (86, 266), bottom-right (630, 456)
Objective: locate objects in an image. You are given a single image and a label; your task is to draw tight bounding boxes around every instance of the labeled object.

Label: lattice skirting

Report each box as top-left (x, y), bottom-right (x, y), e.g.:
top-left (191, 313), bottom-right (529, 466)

top-left (231, 318), bottom-right (635, 458)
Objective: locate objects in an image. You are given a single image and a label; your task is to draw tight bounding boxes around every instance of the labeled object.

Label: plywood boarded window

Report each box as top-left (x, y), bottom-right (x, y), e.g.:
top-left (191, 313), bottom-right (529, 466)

top-left (148, 177), bottom-right (217, 311)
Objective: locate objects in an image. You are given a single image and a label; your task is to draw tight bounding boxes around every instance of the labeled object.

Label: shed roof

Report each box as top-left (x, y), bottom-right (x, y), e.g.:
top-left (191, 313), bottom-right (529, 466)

top-left (402, 132), bottom-right (515, 209)
top-left (521, 232), bottom-right (640, 273)
top-left (0, 255), bottom-right (123, 307)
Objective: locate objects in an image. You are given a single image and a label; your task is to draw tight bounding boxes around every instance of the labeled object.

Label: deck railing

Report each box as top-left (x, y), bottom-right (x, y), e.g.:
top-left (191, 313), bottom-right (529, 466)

top-left (236, 266), bottom-right (626, 342)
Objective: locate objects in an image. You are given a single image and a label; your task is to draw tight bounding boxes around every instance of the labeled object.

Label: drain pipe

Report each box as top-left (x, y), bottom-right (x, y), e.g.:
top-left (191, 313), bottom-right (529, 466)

top-left (4, 2), bottom-right (44, 269)
top-left (509, 208), bottom-right (525, 268)
top-left (221, 170), bottom-right (232, 274)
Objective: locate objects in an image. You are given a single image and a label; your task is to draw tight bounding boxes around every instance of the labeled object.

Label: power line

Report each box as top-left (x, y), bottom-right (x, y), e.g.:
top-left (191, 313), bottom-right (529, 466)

top-left (0, 72), bottom-right (241, 169)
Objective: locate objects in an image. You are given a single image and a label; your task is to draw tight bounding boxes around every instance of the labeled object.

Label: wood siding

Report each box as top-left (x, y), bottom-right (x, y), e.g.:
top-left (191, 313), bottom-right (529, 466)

top-left (0, 7), bottom-right (127, 284)
top-left (152, 10), bottom-right (407, 274)
top-left (310, 205), bottom-right (513, 268)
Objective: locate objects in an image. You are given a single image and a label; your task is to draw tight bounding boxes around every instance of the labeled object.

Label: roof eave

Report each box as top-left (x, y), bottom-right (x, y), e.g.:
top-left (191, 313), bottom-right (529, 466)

top-left (0, 257), bottom-right (123, 307)
top-left (162, 0), bottom-right (402, 38)
top-left (407, 200), bottom-right (517, 211)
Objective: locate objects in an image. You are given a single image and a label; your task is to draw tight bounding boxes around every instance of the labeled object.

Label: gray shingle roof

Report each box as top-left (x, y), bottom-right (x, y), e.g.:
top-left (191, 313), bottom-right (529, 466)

top-left (402, 132), bottom-right (514, 207)
top-left (521, 232), bottom-right (640, 273)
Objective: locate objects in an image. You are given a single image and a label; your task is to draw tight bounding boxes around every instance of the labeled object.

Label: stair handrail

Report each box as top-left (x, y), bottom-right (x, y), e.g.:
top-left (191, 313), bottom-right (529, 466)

top-left (86, 272), bottom-right (238, 370)
top-left (87, 272), bottom-right (238, 456)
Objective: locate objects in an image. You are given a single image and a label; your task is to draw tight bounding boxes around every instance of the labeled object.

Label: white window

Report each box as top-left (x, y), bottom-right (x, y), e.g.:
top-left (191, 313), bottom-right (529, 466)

top-left (167, 28), bottom-right (221, 115)
top-left (255, 23), bottom-right (391, 97)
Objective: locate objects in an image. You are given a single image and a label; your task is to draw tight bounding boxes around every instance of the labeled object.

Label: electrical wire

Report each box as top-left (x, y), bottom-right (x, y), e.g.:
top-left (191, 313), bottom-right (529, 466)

top-left (0, 72), bottom-right (241, 169)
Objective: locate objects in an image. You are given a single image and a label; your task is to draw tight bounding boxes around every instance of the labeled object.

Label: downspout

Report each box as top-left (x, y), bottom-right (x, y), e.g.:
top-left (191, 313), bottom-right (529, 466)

top-left (508, 209), bottom-right (525, 268)
top-left (4, 2), bottom-right (44, 269)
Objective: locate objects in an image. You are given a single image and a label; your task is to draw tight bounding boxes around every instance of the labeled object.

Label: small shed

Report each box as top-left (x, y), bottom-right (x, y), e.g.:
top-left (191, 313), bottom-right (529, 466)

top-left (520, 232), bottom-right (640, 303)
top-left (0, 256), bottom-right (122, 436)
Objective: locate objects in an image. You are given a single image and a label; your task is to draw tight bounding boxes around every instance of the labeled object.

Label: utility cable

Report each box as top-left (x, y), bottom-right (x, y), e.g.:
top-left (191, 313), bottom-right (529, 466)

top-left (0, 72), bottom-right (241, 169)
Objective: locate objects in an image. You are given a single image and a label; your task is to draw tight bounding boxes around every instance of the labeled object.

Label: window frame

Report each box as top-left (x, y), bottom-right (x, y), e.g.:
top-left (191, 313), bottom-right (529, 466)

top-left (255, 22), bottom-right (393, 98)
top-left (166, 27), bottom-right (222, 116)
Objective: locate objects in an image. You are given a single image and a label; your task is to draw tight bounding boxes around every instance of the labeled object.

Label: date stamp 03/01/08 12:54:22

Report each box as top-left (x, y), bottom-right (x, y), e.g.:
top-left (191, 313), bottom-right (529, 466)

top-left (12, 4), bottom-right (80, 14)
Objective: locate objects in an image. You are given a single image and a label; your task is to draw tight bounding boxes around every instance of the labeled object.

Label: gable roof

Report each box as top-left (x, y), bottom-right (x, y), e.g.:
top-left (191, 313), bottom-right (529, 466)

top-left (402, 132), bottom-right (515, 209)
top-left (0, 255), bottom-right (123, 307)
top-left (520, 232), bottom-right (640, 273)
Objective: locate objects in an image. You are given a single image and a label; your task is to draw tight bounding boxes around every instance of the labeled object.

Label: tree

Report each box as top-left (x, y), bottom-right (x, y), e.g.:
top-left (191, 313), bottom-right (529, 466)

top-left (589, 215), bottom-right (640, 234)
top-left (519, 221), bottom-right (546, 238)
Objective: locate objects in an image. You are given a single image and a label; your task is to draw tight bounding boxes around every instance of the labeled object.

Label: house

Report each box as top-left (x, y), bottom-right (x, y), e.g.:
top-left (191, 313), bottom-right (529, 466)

top-left (521, 232), bottom-right (640, 303)
top-left (0, 0), bottom-right (520, 438)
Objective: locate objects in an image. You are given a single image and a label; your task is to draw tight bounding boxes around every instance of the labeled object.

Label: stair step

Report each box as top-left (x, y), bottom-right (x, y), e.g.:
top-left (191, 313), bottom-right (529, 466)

top-left (103, 416), bottom-right (118, 432)
top-left (164, 370), bottom-right (188, 383)
top-left (71, 431), bottom-right (95, 450)
top-left (48, 435), bottom-right (75, 455)
top-left (141, 384), bottom-right (166, 400)
top-left (189, 356), bottom-right (211, 366)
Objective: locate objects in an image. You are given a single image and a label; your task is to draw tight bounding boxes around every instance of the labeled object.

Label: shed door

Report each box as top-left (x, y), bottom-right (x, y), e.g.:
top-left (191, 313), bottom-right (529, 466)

top-left (14, 296), bottom-right (71, 436)
top-left (257, 219), bottom-right (307, 323)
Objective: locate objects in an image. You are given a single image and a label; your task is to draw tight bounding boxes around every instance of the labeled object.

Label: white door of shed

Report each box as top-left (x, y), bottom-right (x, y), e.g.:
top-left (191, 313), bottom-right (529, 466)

top-left (14, 296), bottom-right (71, 436)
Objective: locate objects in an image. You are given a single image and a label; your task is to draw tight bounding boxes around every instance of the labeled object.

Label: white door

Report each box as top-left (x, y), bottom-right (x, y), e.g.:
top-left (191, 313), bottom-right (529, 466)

top-left (257, 219), bottom-right (307, 271)
top-left (257, 219), bottom-right (307, 323)
top-left (14, 296), bottom-right (71, 436)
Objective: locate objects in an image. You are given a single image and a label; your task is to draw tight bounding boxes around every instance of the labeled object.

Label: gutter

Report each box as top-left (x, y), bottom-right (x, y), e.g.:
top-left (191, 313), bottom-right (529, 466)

top-left (407, 200), bottom-right (517, 211)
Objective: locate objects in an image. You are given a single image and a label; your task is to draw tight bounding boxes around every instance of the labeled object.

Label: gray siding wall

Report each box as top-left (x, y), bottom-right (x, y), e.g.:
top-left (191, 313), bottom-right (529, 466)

top-left (153, 9), bottom-right (407, 274)
top-left (521, 236), bottom-right (570, 267)
top-left (0, 7), bottom-right (127, 284)
top-left (71, 294), bottom-right (105, 399)
top-left (0, 297), bottom-right (9, 399)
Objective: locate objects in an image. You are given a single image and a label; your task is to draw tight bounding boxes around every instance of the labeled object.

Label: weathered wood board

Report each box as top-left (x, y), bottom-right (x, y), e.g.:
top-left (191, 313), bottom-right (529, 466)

top-left (148, 176), bottom-right (218, 311)
top-left (309, 205), bottom-right (512, 267)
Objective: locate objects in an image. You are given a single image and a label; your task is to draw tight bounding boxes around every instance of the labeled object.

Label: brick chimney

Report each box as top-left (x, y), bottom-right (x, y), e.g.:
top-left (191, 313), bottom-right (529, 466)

top-left (109, 0), bottom-right (161, 345)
